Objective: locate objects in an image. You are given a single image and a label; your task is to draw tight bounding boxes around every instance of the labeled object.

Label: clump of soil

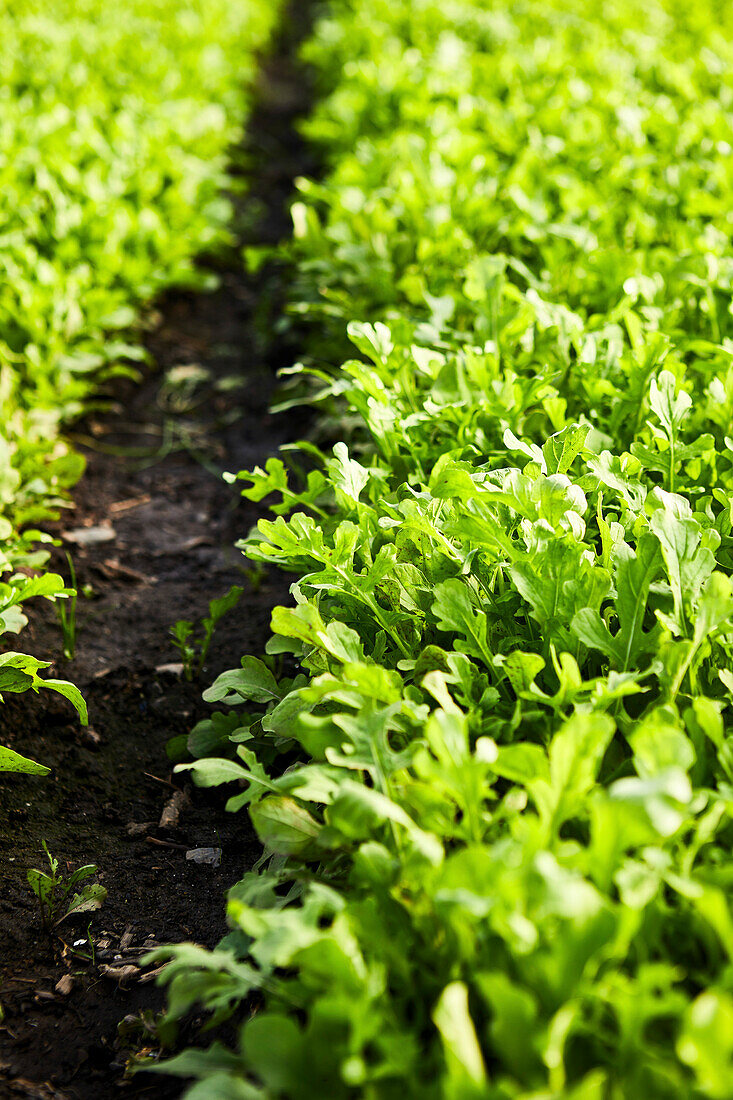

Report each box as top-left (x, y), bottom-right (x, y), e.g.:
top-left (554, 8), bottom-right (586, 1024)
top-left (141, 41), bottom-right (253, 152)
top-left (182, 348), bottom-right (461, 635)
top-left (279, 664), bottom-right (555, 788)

top-left (0, 6), bottom-right (317, 1097)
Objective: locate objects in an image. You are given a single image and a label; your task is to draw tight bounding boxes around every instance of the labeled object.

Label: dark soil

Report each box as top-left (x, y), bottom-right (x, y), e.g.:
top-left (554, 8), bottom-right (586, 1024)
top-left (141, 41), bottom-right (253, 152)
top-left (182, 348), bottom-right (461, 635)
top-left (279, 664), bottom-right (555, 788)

top-left (0, 8), bottom-right (317, 1098)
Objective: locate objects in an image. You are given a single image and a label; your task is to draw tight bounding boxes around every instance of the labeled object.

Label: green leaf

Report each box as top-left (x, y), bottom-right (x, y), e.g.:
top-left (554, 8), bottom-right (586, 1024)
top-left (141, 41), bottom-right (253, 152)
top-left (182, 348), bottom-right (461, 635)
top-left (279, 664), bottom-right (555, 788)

top-left (177, 756), bottom-right (260, 790)
top-left (476, 971), bottom-right (540, 1081)
top-left (503, 650), bottom-right (545, 694)
top-left (613, 534), bottom-right (661, 668)
top-left (432, 579), bottom-right (493, 667)
top-left (693, 572), bottom-right (733, 645)
top-left (493, 743), bottom-right (549, 786)
top-left (347, 320), bottom-right (394, 362)
top-left (249, 796), bottom-right (321, 856)
top-left (649, 371), bottom-right (691, 437)
top-left (328, 442), bottom-right (370, 503)
top-left (0, 667), bottom-right (35, 694)
top-left (0, 745), bottom-right (50, 775)
top-left (531, 713), bottom-right (615, 830)
top-left (60, 883), bottom-right (107, 922)
top-left (241, 1014), bottom-right (304, 1092)
top-left (542, 423), bottom-right (589, 476)
top-left (327, 781), bottom-right (442, 864)
top-left (650, 507), bottom-right (714, 636)
top-left (678, 990), bottom-right (733, 1098)
top-left (203, 657), bottom-right (281, 705)
top-left (629, 707), bottom-right (695, 778)
top-left (432, 982), bottom-right (487, 1094)
top-left (41, 679), bottom-right (88, 725)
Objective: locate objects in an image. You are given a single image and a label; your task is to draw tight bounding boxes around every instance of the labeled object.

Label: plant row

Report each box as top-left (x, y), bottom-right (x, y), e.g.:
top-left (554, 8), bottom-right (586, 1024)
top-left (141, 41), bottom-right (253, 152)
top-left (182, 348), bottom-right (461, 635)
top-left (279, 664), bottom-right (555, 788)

top-left (0, 0), bottom-right (280, 774)
top-left (152, 1), bottom-right (733, 1097)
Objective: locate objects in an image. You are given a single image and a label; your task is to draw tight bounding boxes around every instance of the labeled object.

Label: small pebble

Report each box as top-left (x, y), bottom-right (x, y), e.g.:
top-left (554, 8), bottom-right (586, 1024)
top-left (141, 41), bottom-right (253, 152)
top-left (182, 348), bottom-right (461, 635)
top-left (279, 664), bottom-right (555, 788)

top-left (186, 847), bottom-right (222, 867)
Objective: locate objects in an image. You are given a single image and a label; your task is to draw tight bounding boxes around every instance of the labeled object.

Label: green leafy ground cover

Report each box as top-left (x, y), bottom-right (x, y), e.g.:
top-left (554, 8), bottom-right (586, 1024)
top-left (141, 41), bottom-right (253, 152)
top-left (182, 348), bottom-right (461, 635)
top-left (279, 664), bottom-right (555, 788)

top-left (151, 0), bottom-right (733, 1096)
top-left (0, 0), bottom-right (279, 770)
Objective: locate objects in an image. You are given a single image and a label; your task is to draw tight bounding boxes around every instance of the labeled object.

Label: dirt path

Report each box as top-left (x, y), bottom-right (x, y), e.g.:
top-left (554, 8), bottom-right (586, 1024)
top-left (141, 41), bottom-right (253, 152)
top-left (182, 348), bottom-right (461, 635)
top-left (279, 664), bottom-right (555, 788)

top-left (0, 9), bottom-right (315, 1097)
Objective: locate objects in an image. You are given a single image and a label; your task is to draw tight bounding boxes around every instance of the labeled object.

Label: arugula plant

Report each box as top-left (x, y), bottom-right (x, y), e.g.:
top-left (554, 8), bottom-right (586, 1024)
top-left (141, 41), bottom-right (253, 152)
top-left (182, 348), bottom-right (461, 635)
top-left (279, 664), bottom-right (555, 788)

top-left (0, 0), bottom-right (281, 769)
top-left (147, 1), bottom-right (733, 1098)
top-left (0, 540), bottom-right (88, 771)
top-left (152, 374), bottom-right (733, 1094)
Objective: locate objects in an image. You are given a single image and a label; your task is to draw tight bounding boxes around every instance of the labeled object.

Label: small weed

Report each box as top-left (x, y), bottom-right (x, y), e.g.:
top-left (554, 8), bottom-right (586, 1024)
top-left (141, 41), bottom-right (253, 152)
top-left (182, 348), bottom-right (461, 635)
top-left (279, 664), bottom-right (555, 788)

top-left (55, 551), bottom-right (78, 660)
top-left (170, 584), bottom-right (242, 681)
top-left (27, 842), bottom-right (106, 931)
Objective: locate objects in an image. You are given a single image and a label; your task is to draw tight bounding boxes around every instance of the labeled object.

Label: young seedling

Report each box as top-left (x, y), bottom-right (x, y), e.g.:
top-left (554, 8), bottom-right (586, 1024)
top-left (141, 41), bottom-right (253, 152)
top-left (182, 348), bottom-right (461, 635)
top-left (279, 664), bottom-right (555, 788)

top-left (27, 842), bottom-right (106, 931)
top-left (55, 552), bottom-right (78, 660)
top-left (170, 585), bottom-right (243, 681)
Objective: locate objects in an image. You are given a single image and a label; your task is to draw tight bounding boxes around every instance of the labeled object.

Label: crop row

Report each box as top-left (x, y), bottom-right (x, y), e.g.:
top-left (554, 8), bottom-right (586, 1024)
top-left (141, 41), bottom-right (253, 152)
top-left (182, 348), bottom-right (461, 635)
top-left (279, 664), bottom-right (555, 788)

top-left (0, 0), bottom-right (280, 774)
top-left (152, 1), bottom-right (733, 1097)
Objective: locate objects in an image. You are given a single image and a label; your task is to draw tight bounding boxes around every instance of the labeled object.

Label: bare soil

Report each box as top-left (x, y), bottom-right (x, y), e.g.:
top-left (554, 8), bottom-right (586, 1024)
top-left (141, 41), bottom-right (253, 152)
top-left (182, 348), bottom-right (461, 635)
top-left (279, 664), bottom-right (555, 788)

top-left (0, 9), bottom-right (316, 1097)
